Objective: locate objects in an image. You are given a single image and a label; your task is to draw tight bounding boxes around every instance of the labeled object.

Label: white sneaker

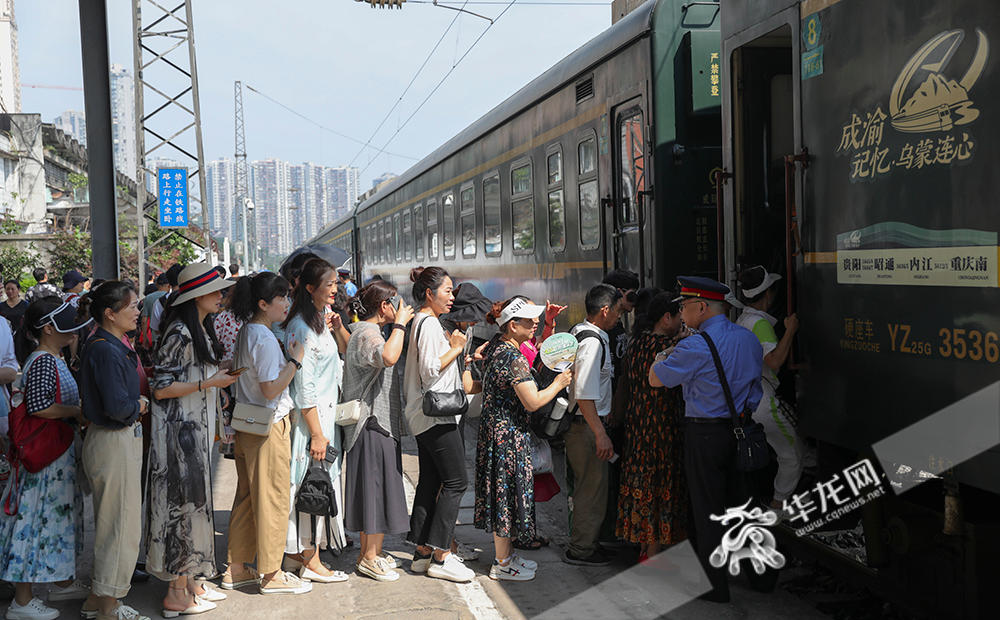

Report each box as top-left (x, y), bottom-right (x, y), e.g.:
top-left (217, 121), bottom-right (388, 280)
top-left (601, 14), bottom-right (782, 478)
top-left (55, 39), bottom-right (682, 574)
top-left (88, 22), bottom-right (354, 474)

top-left (97, 603), bottom-right (150, 620)
top-left (6, 598), bottom-right (59, 620)
top-left (510, 552), bottom-right (537, 571)
top-left (410, 550), bottom-right (432, 573)
top-left (380, 553), bottom-right (398, 570)
top-left (357, 556), bottom-right (400, 582)
top-left (426, 553), bottom-right (475, 583)
top-left (454, 541), bottom-right (480, 561)
top-left (48, 579), bottom-right (91, 601)
top-left (490, 559), bottom-right (535, 582)
top-left (260, 570), bottom-right (313, 595)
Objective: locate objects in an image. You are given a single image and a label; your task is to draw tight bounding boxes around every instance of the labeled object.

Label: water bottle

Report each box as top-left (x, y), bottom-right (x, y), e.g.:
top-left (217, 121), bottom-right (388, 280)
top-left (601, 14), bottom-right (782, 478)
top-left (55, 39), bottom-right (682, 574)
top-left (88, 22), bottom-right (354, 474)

top-left (0, 454), bottom-right (10, 482)
top-left (545, 397), bottom-right (569, 437)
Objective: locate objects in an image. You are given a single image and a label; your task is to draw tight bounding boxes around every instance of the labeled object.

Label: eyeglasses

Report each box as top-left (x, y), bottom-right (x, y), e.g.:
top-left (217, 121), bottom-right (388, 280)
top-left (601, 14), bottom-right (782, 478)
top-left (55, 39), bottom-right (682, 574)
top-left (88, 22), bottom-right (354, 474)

top-left (679, 299), bottom-right (705, 310)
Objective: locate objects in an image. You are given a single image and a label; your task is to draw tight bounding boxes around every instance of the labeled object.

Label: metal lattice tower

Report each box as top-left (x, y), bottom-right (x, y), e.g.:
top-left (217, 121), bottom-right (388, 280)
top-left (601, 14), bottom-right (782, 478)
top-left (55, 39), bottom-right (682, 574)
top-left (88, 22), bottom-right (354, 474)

top-left (234, 81), bottom-right (255, 271)
top-left (132, 0), bottom-right (211, 286)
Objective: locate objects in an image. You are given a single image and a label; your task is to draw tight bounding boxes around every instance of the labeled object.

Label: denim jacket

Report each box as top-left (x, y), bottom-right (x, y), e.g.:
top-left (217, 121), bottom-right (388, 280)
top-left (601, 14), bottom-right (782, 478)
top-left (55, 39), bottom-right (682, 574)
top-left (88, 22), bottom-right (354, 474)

top-left (80, 327), bottom-right (142, 429)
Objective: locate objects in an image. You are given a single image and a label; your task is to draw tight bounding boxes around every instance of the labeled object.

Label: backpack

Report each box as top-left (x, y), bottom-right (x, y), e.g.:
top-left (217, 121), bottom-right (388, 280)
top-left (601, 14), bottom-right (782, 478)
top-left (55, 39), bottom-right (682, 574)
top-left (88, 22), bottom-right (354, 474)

top-left (294, 463), bottom-right (342, 556)
top-left (528, 329), bottom-right (606, 440)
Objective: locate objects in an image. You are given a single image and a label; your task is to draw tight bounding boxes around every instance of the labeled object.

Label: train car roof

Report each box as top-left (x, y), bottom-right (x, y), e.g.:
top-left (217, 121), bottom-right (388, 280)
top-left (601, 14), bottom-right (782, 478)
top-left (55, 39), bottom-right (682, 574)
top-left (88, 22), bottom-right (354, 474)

top-left (353, 0), bottom-right (658, 216)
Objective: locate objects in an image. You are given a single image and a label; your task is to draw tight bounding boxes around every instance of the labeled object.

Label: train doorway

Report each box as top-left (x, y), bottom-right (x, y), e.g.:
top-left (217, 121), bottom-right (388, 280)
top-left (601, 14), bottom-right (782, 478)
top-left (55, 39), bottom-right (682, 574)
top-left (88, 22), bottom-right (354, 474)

top-left (613, 97), bottom-right (650, 286)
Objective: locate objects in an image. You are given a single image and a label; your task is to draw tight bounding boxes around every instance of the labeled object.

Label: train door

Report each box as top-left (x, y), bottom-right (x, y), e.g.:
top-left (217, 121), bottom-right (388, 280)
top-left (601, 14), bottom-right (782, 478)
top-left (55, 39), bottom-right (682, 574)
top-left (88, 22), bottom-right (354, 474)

top-left (613, 98), bottom-right (650, 285)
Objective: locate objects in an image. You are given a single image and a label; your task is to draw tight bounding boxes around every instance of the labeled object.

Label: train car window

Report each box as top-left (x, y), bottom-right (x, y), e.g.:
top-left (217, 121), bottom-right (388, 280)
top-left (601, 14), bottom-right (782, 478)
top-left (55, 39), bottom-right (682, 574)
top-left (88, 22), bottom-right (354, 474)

top-left (511, 160), bottom-right (534, 254)
top-left (619, 111), bottom-right (644, 224)
top-left (483, 173), bottom-right (501, 255)
top-left (371, 225), bottom-right (378, 264)
top-left (414, 205), bottom-right (425, 261)
top-left (579, 181), bottom-right (600, 248)
top-left (384, 218), bottom-right (393, 263)
top-left (394, 214), bottom-right (402, 262)
top-left (403, 210), bottom-right (412, 261)
top-left (461, 184), bottom-right (476, 258)
top-left (548, 151), bottom-right (562, 184)
top-left (443, 193), bottom-right (456, 260)
top-left (427, 199), bottom-right (439, 260)
top-left (579, 136), bottom-right (597, 175)
top-left (377, 221), bottom-right (384, 264)
top-left (548, 190), bottom-right (566, 251)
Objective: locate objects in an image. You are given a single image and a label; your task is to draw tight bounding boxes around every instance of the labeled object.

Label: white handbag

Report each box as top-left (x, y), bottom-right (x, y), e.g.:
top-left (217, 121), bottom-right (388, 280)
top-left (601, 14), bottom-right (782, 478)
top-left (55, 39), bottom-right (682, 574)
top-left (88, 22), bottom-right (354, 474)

top-left (334, 370), bottom-right (381, 427)
top-left (230, 329), bottom-right (276, 437)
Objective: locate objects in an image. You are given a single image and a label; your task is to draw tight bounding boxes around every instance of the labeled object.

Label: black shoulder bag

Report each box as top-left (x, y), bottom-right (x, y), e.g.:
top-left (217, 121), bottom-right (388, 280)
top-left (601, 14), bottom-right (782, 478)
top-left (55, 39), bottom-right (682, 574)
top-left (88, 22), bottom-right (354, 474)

top-left (700, 332), bottom-right (770, 472)
top-left (413, 315), bottom-right (469, 418)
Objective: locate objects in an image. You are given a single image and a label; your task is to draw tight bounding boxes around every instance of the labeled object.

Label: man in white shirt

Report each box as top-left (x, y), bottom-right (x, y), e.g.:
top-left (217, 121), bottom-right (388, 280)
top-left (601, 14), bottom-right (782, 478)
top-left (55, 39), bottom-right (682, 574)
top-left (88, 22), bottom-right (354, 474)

top-left (563, 284), bottom-right (622, 567)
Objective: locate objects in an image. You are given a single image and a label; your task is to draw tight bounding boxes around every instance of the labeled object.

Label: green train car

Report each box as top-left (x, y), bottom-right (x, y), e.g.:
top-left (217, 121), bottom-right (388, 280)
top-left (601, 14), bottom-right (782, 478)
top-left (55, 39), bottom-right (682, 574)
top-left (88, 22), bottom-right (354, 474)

top-left (721, 0), bottom-right (999, 616)
top-left (311, 0), bottom-right (724, 329)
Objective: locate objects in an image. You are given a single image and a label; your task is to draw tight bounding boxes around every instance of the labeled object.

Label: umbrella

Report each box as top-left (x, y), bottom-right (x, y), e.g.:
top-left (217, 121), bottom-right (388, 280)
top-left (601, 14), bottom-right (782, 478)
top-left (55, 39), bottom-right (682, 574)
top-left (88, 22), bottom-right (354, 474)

top-left (281, 244), bottom-right (350, 274)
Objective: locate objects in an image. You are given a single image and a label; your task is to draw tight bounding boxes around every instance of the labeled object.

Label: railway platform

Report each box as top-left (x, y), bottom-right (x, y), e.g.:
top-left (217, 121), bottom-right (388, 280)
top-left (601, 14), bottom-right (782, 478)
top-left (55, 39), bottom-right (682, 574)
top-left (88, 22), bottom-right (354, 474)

top-left (11, 408), bottom-right (829, 620)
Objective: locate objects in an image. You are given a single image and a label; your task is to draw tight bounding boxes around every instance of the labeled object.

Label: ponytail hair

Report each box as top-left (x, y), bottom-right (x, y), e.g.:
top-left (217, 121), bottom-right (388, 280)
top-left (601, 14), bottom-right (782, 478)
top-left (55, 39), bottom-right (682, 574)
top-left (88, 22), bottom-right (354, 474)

top-left (409, 266), bottom-right (449, 309)
top-left (350, 279), bottom-right (397, 321)
top-left (630, 292), bottom-right (679, 339)
top-left (16, 298), bottom-right (63, 365)
top-left (485, 295), bottom-right (530, 335)
top-left (228, 273), bottom-right (290, 323)
top-left (88, 281), bottom-right (135, 326)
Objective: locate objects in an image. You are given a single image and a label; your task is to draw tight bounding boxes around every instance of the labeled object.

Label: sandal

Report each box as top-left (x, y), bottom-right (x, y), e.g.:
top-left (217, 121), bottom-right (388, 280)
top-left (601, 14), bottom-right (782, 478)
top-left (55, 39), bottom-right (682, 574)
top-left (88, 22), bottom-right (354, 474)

top-left (512, 536), bottom-right (549, 551)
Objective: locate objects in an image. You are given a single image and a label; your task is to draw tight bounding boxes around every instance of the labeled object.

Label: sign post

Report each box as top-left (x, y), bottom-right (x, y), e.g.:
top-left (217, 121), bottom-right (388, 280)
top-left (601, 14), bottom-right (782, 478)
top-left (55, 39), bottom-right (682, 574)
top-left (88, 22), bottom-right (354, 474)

top-left (158, 168), bottom-right (189, 228)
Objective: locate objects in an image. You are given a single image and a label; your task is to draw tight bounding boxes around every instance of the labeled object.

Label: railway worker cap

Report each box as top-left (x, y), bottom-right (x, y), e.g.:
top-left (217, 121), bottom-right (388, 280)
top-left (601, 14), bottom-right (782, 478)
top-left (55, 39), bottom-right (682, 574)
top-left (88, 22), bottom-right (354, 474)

top-left (740, 265), bottom-right (782, 298)
top-left (35, 301), bottom-right (93, 333)
top-left (337, 267), bottom-right (351, 276)
top-left (497, 296), bottom-right (546, 326)
top-left (441, 283), bottom-right (492, 324)
top-left (172, 262), bottom-right (236, 306)
top-left (672, 276), bottom-right (730, 303)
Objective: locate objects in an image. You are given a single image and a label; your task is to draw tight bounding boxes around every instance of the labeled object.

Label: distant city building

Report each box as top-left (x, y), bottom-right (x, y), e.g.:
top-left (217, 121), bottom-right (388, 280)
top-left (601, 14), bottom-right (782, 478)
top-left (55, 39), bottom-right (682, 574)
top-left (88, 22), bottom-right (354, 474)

top-left (110, 63), bottom-right (136, 180)
top-left (251, 159), bottom-right (292, 257)
top-left (55, 110), bottom-right (86, 146)
top-left (372, 171), bottom-right (396, 190)
top-left (144, 157), bottom-right (183, 194)
top-left (327, 165), bottom-right (361, 222)
top-left (206, 158), bottom-right (235, 239)
top-left (0, 0), bottom-right (19, 114)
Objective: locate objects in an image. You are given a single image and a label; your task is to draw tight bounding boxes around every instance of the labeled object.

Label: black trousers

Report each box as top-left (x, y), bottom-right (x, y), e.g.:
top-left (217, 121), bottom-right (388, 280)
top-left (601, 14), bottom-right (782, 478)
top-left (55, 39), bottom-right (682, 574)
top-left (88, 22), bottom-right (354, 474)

top-left (407, 423), bottom-right (469, 550)
top-left (684, 419), bottom-right (777, 599)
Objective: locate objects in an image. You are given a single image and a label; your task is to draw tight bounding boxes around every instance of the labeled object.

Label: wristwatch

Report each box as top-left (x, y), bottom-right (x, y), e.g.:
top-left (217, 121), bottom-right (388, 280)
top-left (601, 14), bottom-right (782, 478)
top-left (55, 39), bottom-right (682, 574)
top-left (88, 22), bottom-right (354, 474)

top-left (288, 358), bottom-right (303, 370)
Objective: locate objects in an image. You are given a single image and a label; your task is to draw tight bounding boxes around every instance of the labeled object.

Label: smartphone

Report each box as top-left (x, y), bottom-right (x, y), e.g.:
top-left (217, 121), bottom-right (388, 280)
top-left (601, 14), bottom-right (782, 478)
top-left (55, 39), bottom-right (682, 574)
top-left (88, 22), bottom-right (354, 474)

top-left (390, 294), bottom-right (403, 311)
top-left (227, 367), bottom-right (248, 376)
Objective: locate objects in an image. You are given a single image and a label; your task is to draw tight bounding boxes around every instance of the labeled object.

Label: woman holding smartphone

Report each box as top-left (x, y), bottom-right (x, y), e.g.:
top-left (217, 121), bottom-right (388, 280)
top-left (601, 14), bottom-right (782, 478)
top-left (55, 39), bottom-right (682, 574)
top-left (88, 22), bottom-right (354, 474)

top-left (342, 281), bottom-right (414, 582)
top-left (281, 259), bottom-right (349, 584)
top-left (221, 273), bottom-right (312, 595)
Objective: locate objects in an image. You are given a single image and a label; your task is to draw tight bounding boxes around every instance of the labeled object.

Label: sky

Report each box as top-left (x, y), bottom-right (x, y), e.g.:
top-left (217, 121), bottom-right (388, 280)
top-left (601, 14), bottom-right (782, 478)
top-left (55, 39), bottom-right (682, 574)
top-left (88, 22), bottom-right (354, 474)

top-left (18, 0), bottom-right (611, 190)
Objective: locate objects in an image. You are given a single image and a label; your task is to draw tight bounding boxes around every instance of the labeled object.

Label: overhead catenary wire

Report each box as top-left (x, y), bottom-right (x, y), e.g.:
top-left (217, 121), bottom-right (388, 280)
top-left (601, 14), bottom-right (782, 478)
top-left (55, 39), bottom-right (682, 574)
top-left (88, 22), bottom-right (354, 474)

top-left (346, 0), bottom-right (473, 169)
top-left (359, 0), bottom-right (519, 179)
top-left (244, 84), bottom-right (419, 161)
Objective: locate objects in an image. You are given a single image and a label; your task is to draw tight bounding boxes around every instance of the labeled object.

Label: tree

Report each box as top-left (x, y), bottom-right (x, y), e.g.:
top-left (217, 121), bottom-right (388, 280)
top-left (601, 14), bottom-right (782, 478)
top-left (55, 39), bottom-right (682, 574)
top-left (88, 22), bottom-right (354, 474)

top-left (0, 242), bottom-right (40, 288)
top-left (48, 227), bottom-right (93, 278)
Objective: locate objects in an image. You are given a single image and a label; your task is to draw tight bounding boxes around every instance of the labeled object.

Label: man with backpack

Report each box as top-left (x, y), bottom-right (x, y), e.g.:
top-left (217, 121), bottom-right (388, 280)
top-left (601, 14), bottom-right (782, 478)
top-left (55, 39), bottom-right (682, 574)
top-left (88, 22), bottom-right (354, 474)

top-left (562, 284), bottom-right (623, 567)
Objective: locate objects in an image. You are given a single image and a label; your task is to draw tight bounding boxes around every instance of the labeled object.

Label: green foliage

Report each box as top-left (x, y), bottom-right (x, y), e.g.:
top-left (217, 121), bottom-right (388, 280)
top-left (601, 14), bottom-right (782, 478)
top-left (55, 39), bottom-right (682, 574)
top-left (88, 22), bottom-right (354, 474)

top-left (48, 227), bottom-right (92, 278)
top-left (0, 212), bottom-right (22, 235)
top-left (0, 240), bottom-right (40, 285)
top-left (67, 173), bottom-right (88, 189)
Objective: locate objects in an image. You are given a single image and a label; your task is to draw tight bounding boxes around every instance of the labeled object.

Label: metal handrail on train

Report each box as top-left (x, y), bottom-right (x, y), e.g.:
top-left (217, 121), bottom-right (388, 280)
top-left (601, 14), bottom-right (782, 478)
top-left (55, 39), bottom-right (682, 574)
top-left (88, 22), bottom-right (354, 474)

top-left (784, 148), bottom-right (808, 368)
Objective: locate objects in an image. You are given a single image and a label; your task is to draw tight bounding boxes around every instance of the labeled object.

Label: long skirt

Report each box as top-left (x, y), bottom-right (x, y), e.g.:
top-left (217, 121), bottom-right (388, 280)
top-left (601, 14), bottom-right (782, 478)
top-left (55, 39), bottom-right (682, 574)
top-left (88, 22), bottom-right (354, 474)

top-left (343, 419), bottom-right (409, 535)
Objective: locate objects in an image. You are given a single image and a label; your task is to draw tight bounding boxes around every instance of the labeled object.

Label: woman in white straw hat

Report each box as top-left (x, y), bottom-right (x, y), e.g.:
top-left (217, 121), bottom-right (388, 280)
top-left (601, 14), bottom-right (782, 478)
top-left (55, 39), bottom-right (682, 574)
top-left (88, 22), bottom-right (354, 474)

top-left (145, 263), bottom-right (239, 617)
top-left (735, 265), bottom-right (802, 518)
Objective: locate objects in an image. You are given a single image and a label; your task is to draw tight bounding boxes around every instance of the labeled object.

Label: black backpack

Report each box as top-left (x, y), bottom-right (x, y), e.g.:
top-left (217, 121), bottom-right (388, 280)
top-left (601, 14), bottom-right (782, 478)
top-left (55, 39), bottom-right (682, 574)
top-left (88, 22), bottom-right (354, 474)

top-left (295, 464), bottom-right (342, 556)
top-left (529, 330), bottom-right (606, 440)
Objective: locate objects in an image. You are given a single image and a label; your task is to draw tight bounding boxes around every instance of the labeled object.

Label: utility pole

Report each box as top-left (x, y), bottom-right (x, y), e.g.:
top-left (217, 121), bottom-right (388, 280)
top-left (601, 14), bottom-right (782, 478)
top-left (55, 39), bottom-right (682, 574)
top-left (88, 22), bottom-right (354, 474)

top-left (234, 81), bottom-right (254, 271)
top-left (132, 0), bottom-right (211, 285)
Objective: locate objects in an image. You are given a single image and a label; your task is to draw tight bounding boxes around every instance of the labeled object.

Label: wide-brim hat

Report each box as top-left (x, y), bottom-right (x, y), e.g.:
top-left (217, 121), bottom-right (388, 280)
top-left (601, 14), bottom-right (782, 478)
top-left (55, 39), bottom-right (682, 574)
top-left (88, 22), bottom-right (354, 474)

top-left (35, 301), bottom-right (93, 333)
top-left (441, 283), bottom-right (492, 324)
top-left (741, 266), bottom-right (782, 298)
top-left (172, 262), bottom-right (235, 306)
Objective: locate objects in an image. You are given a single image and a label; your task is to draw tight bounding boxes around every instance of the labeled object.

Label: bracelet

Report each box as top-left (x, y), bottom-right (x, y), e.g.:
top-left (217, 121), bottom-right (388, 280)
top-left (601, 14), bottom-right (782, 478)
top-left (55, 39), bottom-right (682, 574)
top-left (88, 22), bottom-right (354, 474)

top-left (545, 322), bottom-right (555, 328)
top-left (289, 358), bottom-right (302, 370)
top-left (392, 323), bottom-right (406, 332)
top-left (198, 379), bottom-right (202, 391)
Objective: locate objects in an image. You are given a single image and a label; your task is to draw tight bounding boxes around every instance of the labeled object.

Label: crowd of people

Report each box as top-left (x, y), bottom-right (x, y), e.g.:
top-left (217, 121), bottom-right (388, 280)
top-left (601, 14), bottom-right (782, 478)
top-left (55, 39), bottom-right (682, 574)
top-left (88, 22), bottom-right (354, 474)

top-left (0, 256), bottom-right (805, 619)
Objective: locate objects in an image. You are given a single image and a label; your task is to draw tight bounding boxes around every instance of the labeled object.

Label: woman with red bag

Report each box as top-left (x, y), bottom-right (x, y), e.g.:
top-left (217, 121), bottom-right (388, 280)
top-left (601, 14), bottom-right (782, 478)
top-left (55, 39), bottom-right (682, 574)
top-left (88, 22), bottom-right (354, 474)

top-left (0, 299), bottom-right (97, 620)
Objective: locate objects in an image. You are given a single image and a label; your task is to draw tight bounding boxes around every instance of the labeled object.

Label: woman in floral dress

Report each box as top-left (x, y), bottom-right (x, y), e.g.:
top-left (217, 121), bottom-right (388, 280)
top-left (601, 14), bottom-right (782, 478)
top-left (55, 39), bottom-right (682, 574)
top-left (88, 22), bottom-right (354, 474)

top-left (0, 300), bottom-right (96, 620)
top-left (475, 297), bottom-right (571, 582)
top-left (147, 264), bottom-right (238, 617)
top-left (617, 292), bottom-right (689, 564)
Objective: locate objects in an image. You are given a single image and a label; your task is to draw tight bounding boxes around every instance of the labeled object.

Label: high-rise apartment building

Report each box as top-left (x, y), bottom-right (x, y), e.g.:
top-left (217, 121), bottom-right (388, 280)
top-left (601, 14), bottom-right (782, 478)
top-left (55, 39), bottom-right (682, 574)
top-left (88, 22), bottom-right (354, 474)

top-left (326, 165), bottom-right (361, 225)
top-left (0, 1), bottom-right (20, 114)
top-left (251, 159), bottom-right (291, 257)
top-left (206, 158), bottom-right (235, 240)
top-left (110, 64), bottom-right (136, 180)
top-left (55, 110), bottom-right (86, 146)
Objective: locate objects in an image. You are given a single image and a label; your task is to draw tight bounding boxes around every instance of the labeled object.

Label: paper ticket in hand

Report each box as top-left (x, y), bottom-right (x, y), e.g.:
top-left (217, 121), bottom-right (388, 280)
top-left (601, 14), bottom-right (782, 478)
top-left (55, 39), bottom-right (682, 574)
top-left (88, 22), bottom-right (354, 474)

top-left (539, 333), bottom-right (579, 371)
